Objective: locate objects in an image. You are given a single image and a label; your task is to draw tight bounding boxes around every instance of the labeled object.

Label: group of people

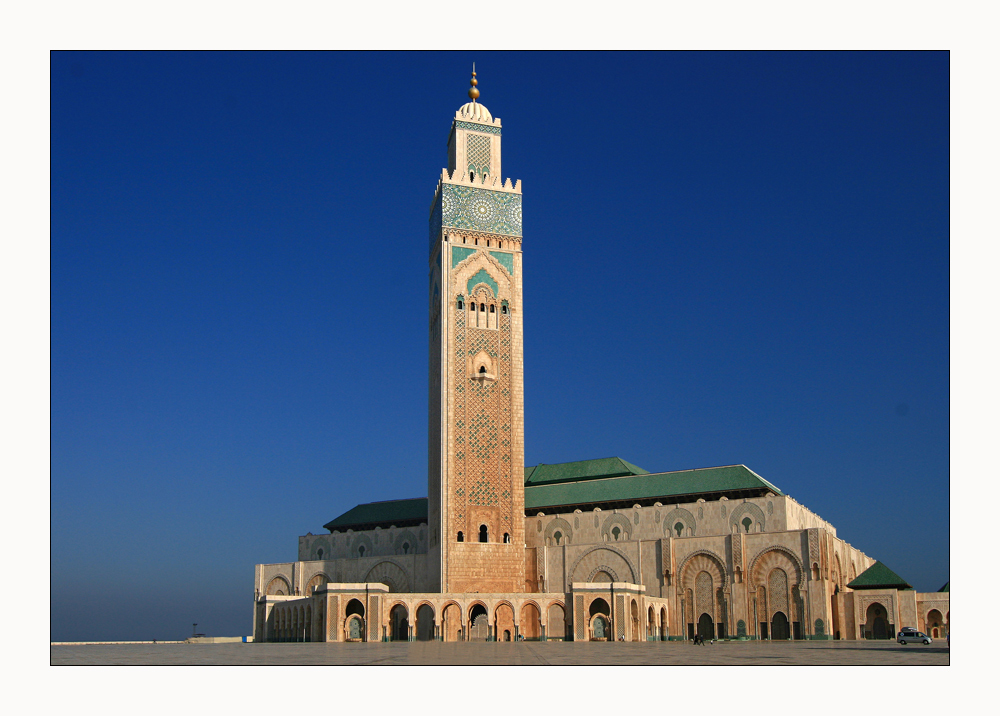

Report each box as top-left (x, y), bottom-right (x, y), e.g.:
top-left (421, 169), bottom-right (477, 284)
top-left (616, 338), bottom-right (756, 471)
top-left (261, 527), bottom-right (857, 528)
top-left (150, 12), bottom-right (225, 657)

top-left (692, 633), bottom-right (714, 645)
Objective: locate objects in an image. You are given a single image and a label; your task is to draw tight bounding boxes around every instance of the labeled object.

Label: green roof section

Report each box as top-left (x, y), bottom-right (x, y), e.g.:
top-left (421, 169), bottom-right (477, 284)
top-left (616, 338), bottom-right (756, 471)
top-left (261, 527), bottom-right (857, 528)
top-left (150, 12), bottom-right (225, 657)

top-left (847, 561), bottom-right (913, 590)
top-left (324, 459), bottom-right (786, 531)
top-left (524, 457), bottom-right (650, 487)
top-left (525, 464), bottom-right (783, 511)
top-left (323, 497), bottom-right (428, 532)
top-left (938, 582), bottom-right (949, 593)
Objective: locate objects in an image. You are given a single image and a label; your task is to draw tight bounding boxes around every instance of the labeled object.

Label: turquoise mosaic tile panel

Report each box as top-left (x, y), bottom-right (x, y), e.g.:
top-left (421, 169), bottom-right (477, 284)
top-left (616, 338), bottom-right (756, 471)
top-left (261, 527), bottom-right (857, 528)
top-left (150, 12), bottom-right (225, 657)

top-left (441, 184), bottom-right (522, 237)
top-left (455, 120), bottom-right (502, 136)
top-left (489, 250), bottom-right (514, 275)
top-left (452, 246), bottom-right (477, 268)
top-left (467, 268), bottom-right (498, 297)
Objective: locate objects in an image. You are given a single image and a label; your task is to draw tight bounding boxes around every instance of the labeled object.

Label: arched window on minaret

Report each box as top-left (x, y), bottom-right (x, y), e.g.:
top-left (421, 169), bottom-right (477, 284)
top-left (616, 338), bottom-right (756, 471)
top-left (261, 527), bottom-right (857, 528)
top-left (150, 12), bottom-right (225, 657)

top-left (457, 531), bottom-right (464, 542)
top-left (479, 525), bottom-right (489, 543)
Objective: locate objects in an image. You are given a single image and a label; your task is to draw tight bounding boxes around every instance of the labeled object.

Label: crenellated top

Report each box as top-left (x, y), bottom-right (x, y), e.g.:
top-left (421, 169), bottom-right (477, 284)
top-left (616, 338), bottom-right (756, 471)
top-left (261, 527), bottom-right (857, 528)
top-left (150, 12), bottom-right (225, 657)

top-left (433, 72), bottom-right (521, 245)
top-left (437, 168), bottom-right (521, 194)
top-left (428, 168), bottom-right (523, 244)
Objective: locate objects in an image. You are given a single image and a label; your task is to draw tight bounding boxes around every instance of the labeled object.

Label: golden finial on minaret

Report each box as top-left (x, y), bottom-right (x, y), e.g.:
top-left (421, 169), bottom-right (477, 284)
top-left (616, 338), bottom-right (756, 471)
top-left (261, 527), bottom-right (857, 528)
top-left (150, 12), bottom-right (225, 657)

top-left (468, 63), bottom-right (480, 102)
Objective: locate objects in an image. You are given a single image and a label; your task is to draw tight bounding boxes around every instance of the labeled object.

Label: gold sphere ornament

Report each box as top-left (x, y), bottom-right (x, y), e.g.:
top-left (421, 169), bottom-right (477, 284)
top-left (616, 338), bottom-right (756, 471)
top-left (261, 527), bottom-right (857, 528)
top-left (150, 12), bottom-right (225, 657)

top-left (468, 66), bottom-right (479, 101)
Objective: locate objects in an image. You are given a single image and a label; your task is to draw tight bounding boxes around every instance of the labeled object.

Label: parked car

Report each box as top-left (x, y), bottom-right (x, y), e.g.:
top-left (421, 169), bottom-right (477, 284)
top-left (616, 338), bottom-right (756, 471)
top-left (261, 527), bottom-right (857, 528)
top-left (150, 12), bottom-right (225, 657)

top-left (897, 630), bottom-right (932, 645)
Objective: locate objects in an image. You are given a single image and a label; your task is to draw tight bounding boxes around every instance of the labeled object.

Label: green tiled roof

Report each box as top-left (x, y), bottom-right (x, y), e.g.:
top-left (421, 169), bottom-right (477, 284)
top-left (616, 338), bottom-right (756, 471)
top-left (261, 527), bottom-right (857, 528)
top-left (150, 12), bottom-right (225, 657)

top-left (323, 458), bottom-right (784, 532)
top-left (525, 464), bottom-right (783, 512)
top-left (323, 497), bottom-right (428, 532)
top-left (524, 457), bottom-right (649, 486)
top-left (847, 561), bottom-right (912, 590)
top-left (938, 582), bottom-right (949, 593)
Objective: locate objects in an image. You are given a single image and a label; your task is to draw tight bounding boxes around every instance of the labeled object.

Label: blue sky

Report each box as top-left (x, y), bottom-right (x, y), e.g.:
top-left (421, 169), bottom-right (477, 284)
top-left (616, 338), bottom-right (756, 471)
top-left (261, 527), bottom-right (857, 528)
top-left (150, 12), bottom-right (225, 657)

top-left (49, 51), bottom-right (949, 641)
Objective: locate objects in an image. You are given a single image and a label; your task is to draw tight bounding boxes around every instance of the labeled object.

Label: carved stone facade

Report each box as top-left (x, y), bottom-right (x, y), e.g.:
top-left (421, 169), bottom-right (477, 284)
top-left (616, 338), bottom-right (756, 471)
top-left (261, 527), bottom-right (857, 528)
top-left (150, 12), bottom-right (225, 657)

top-left (252, 77), bottom-right (947, 645)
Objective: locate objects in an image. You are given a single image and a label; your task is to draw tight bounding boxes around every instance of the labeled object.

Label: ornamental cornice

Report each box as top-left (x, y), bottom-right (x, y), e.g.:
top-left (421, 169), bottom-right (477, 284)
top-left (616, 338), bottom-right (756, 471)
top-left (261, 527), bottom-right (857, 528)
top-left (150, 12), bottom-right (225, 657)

top-left (442, 230), bottom-right (522, 247)
top-left (453, 120), bottom-right (502, 135)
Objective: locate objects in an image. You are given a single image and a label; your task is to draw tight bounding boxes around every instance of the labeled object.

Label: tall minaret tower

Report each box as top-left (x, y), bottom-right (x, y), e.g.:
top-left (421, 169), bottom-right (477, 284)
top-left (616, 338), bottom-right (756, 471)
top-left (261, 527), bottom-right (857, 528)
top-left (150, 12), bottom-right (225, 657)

top-left (428, 69), bottom-right (524, 593)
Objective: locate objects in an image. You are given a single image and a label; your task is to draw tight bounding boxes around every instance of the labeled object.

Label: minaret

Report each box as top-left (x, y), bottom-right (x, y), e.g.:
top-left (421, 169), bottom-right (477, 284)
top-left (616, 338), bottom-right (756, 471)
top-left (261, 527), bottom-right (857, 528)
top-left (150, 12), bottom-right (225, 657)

top-left (428, 69), bottom-right (525, 593)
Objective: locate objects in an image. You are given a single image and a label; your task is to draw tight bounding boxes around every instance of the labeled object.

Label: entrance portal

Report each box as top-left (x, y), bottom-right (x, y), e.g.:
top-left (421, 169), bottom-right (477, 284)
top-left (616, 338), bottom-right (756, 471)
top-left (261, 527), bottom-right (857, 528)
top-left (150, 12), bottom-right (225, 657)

top-left (771, 611), bottom-right (789, 640)
top-left (469, 604), bottom-right (489, 641)
top-left (697, 613), bottom-right (715, 640)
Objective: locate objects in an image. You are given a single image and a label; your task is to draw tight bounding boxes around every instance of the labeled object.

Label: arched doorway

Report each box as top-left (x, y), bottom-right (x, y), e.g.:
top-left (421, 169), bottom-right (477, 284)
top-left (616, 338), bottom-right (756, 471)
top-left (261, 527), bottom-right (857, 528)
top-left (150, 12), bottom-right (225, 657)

top-left (548, 603), bottom-right (566, 641)
top-left (495, 603), bottom-right (515, 642)
top-left (345, 598), bottom-right (365, 642)
top-left (442, 603), bottom-right (462, 642)
top-left (390, 604), bottom-right (409, 641)
top-left (416, 604), bottom-right (435, 641)
top-left (864, 602), bottom-right (890, 639)
top-left (589, 597), bottom-right (611, 641)
top-left (469, 604), bottom-right (489, 641)
top-left (697, 613), bottom-right (715, 640)
top-left (771, 611), bottom-right (790, 640)
top-left (926, 609), bottom-right (943, 638)
top-left (592, 615), bottom-right (609, 640)
top-left (520, 603), bottom-right (541, 640)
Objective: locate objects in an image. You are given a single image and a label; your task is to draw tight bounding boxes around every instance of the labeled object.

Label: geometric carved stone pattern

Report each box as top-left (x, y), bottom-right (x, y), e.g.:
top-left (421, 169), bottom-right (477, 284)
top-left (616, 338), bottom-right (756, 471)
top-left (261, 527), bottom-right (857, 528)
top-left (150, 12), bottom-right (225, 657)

top-left (466, 133), bottom-right (491, 177)
top-left (368, 596), bottom-right (380, 641)
top-left (808, 529), bottom-right (819, 571)
top-left (749, 546), bottom-right (804, 588)
top-left (616, 595), bottom-right (626, 639)
top-left (305, 573), bottom-right (330, 597)
top-left (859, 594), bottom-right (893, 617)
top-left (679, 550), bottom-right (727, 594)
top-left (768, 568), bottom-right (789, 618)
top-left (452, 285), bottom-right (513, 538)
top-left (696, 571), bottom-right (714, 617)
top-left (266, 575), bottom-right (291, 596)
top-left (364, 561), bottom-right (410, 593)
top-left (569, 546), bottom-right (638, 586)
top-left (575, 596), bottom-right (585, 641)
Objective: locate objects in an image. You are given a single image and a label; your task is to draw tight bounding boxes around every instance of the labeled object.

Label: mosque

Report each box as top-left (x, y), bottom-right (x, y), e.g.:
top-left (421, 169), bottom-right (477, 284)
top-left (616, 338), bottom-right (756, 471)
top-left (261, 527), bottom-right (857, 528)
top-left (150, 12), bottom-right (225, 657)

top-left (252, 72), bottom-right (949, 644)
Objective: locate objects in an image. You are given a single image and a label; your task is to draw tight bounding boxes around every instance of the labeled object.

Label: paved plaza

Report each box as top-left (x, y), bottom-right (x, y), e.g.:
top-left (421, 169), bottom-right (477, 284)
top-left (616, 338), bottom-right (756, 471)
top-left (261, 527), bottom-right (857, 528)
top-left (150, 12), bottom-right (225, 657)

top-left (51, 640), bottom-right (949, 666)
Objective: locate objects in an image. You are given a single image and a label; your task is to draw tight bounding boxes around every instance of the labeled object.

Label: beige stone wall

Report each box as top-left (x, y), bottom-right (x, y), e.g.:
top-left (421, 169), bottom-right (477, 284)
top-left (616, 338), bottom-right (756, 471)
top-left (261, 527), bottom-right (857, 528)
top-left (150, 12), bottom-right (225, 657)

top-left (257, 557), bottom-right (431, 598)
top-left (782, 495), bottom-right (838, 534)
top-left (299, 524), bottom-right (427, 561)
top-left (526, 495), bottom-right (782, 551)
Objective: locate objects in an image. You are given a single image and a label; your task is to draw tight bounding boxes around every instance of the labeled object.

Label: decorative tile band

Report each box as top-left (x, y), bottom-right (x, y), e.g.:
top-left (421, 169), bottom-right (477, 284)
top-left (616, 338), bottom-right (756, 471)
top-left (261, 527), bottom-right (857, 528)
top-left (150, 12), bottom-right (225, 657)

top-left (455, 120), bottom-right (502, 136)
top-left (439, 184), bottom-right (522, 238)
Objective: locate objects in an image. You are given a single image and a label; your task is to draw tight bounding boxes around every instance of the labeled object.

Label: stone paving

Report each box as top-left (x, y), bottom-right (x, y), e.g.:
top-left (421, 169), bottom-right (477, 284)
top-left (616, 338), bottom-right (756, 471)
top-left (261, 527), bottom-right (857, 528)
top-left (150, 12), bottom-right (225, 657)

top-left (51, 640), bottom-right (949, 666)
